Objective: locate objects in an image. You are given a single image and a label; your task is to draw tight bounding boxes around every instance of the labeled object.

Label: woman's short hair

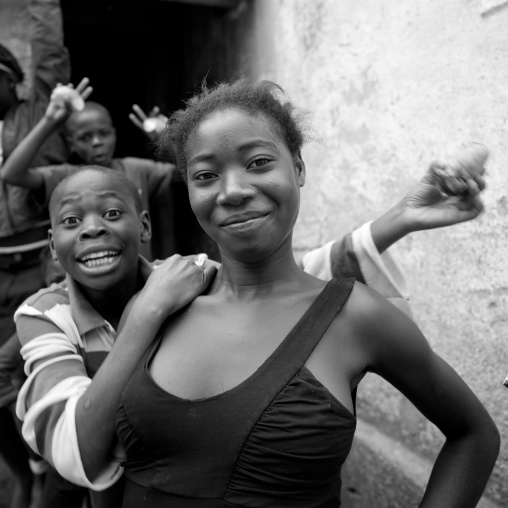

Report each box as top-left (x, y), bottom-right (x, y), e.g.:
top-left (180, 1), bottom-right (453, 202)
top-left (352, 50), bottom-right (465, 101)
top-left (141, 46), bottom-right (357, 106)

top-left (158, 79), bottom-right (309, 181)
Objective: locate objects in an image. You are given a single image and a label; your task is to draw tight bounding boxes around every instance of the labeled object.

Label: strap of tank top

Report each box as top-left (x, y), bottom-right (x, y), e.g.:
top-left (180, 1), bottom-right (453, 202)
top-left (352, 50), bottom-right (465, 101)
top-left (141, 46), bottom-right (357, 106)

top-left (265, 277), bottom-right (355, 375)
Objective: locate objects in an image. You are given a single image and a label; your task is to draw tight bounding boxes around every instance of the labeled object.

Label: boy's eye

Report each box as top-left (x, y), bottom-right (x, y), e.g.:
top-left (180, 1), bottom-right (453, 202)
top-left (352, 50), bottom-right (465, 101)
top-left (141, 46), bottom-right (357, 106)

top-left (194, 171), bottom-right (217, 181)
top-left (61, 216), bottom-right (81, 225)
top-left (78, 134), bottom-right (91, 143)
top-left (104, 209), bottom-right (122, 219)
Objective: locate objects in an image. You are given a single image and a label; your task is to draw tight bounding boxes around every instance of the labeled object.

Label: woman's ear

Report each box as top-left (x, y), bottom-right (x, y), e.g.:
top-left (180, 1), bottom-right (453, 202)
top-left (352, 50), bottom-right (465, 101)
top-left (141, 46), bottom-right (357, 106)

top-left (139, 210), bottom-right (152, 243)
top-left (294, 151), bottom-right (306, 187)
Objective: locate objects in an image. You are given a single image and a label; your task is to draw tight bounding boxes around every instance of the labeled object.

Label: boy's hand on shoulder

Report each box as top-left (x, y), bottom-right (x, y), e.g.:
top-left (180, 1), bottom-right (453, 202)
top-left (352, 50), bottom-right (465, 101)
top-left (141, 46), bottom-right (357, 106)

top-left (137, 254), bottom-right (217, 319)
top-left (46, 77), bottom-right (93, 124)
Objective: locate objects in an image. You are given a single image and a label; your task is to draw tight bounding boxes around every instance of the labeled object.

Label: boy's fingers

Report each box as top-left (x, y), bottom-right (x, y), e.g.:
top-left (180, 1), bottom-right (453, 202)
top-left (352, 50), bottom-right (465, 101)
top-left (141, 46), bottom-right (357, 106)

top-left (149, 106), bottom-right (160, 117)
top-left (81, 86), bottom-right (93, 100)
top-left (202, 262), bottom-right (218, 285)
top-left (132, 104), bottom-right (147, 121)
top-left (473, 173), bottom-right (486, 191)
top-left (129, 113), bottom-right (144, 130)
top-left (75, 77), bottom-right (90, 93)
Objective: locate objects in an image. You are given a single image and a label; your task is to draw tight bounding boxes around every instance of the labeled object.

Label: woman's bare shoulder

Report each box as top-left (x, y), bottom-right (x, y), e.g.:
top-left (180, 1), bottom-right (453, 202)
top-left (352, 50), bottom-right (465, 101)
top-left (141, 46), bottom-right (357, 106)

top-left (328, 280), bottom-right (431, 369)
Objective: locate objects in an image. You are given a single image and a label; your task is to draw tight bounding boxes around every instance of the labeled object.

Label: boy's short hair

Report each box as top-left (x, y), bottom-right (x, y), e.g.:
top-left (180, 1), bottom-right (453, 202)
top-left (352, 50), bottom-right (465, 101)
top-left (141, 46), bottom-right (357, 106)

top-left (49, 166), bottom-right (143, 221)
top-left (0, 43), bottom-right (24, 83)
top-left (66, 101), bottom-right (114, 134)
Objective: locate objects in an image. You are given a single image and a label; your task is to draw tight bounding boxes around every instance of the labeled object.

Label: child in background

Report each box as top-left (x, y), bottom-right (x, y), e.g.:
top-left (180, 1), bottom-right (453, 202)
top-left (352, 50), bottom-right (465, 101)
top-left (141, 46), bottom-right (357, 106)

top-left (1, 82), bottom-right (179, 261)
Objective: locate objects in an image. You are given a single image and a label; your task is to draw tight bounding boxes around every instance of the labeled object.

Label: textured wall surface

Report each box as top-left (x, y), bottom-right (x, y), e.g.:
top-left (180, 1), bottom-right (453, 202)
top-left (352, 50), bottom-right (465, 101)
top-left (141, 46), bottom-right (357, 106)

top-left (224, 0), bottom-right (508, 504)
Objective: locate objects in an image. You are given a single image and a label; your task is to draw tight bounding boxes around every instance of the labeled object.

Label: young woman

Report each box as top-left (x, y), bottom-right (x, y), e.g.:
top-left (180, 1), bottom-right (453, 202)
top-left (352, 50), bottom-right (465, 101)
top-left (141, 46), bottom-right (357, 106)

top-left (114, 80), bottom-right (499, 507)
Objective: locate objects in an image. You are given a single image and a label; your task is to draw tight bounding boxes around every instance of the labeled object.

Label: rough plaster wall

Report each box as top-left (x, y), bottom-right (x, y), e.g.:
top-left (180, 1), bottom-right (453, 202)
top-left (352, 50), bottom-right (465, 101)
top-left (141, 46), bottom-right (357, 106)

top-left (233, 0), bottom-right (508, 503)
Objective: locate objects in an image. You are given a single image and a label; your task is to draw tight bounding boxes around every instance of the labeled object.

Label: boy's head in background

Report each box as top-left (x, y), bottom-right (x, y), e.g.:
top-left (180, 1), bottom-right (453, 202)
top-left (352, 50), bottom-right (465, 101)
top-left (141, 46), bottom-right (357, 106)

top-left (48, 166), bottom-right (150, 296)
top-left (66, 102), bottom-right (117, 168)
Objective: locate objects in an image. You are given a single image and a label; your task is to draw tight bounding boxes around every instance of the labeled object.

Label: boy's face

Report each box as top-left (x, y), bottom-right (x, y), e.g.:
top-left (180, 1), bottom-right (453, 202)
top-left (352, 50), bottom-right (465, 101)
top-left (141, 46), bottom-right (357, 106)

top-left (67, 109), bottom-right (116, 167)
top-left (49, 170), bottom-right (150, 292)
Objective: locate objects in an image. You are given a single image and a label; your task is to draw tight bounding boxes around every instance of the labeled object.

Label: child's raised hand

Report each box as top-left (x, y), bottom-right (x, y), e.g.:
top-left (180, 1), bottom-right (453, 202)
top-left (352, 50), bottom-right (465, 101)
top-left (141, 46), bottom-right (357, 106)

top-left (46, 77), bottom-right (93, 124)
top-left (129, 104), bottom-right (168, 142)
top-left (401, 144), bottom-right (488, 230)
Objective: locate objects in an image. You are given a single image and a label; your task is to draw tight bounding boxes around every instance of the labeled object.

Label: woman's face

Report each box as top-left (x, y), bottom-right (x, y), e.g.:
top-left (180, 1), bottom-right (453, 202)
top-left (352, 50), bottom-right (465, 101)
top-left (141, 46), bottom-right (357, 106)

top-left (186, 108), bottom-right (305, 263)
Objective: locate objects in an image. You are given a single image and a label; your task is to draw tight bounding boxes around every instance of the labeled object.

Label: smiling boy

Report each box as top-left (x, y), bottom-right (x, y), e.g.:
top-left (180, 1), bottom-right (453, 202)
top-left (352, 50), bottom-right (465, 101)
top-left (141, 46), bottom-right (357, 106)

top-left (14, 166), bottom-right (216, 506)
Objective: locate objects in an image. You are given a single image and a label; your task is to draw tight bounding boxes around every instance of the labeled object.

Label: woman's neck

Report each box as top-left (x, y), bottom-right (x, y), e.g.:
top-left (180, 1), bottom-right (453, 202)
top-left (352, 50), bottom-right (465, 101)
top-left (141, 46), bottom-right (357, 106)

top-left (211, 241), bottom-right (308, 298)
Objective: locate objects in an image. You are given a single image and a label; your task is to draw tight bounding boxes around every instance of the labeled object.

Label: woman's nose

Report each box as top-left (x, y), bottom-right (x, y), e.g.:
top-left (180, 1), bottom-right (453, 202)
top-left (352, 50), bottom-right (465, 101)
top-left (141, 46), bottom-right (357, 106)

top-left (216, 172), bottom-right (255, 206)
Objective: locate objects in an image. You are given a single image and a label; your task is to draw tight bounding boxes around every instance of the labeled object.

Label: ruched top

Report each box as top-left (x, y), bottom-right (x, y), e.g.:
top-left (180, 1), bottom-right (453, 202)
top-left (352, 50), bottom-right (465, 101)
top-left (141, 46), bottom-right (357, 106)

top-left (116, 278), bottom-right (356, 507)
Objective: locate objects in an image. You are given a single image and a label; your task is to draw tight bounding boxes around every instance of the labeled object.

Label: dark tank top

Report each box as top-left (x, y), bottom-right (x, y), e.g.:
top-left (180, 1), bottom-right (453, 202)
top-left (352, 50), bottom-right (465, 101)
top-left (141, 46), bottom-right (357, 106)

top-left (116, 278), bottom-right (356, 507)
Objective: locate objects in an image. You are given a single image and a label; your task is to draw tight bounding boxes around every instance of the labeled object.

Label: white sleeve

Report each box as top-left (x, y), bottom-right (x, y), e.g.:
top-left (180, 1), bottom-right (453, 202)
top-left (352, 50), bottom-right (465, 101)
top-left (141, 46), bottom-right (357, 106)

top-left (300, 241), bottom-right (334, 281)
top-left (352, 222), bottom-right (412, 317)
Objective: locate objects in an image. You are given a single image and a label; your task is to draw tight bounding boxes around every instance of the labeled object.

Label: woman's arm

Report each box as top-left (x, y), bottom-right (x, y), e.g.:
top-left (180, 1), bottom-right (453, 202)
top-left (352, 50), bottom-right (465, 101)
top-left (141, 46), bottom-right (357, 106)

top-left (346, 284), bottom-right (499, 507)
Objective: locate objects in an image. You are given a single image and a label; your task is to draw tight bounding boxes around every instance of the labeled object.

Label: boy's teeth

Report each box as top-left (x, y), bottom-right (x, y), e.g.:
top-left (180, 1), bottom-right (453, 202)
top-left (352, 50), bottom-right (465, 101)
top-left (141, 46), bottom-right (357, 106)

top-left (82, 250), bottom-right (117, 261)
top-left (84, 255), bottom-right (118, 268)
top-left (80, 251), bottom-right (119, 268)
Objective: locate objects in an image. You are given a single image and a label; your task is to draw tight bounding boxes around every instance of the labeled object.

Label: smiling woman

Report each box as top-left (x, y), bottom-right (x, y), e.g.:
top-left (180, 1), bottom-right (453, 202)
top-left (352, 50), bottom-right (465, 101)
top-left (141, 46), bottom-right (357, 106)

top-left (187, 108), bottom-right (303, 263)
top-left (114, 79), bottom-right (500, 508)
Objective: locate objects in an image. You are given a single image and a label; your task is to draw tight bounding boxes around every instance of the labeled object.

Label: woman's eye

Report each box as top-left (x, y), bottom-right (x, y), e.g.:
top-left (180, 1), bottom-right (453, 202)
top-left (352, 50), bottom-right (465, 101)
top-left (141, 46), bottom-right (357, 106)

top-left (62, 216), bottom-right (80, 225)
top-left (104, 209), bottom-right (122, 219)
top-left (249, 158), bottom-right (271, 168)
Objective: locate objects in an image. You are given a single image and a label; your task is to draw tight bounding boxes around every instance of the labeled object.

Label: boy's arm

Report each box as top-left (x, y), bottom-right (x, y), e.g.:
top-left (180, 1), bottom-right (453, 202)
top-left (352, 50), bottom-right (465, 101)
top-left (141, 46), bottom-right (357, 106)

top-left (0, 80), bottom-right (91, 189)
top-left (301, 156), bottom-right (486, 309)
top-left (16, 256), bottom-right (217, 487)
top-left (15, 298), bottom-right (121, 490)
top-left (30, 0), bottom-right (70, 95)
top-left (75, 255), bottom-right (217, 483)
top-left (0, 115), bottom-right (57, 189)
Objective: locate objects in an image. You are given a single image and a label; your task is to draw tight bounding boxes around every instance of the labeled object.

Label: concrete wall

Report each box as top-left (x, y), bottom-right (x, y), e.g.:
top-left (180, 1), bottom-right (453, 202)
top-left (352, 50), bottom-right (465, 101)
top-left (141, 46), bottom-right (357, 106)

top-left (219, 0), bottom-right (507, 505)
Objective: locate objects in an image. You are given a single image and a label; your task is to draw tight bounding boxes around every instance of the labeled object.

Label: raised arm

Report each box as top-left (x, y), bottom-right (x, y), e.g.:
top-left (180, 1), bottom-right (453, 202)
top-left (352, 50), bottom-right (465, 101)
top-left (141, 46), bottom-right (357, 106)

top-left (0, 80), bottom-right (91, 189)
top-left (300, 144), bottom-right (487, 310)
top-left (370, 143), bottom-right (487, 253)
top-left (30, 0), bottom-right (70, 95)
top-left (345, 283), bottom-right (499, 507)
